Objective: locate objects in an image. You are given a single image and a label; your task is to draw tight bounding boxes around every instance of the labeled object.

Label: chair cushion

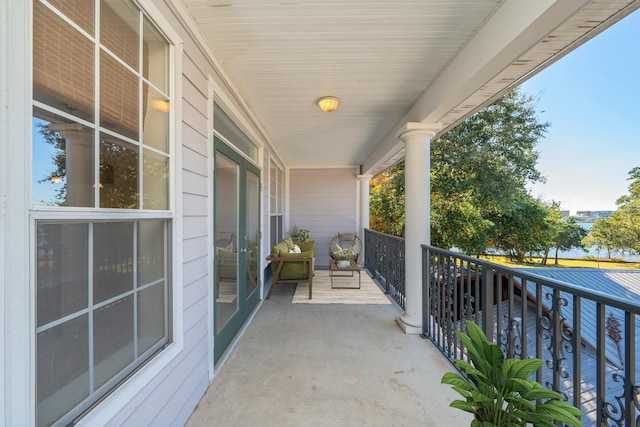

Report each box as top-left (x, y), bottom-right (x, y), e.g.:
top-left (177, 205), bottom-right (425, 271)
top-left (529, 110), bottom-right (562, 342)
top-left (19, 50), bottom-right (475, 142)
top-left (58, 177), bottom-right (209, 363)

top-left (271, 241), bottom-right (289, 257)
top-left (216, 247), bottom-right (237, 279)
top-left (275, 250), bottom-right (314, 280)
top-left (283, 237), bottom-right (294, 250)
top-left (298, 240), bottom-right (316, 256)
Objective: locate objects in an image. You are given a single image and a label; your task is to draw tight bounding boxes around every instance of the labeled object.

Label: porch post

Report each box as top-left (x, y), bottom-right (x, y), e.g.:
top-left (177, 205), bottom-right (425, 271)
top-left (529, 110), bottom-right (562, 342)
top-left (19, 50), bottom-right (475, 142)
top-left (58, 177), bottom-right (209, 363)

top-left (357, 174), bottom-right (372, 258)
top-left (396, 122), bottom-right (441, 334)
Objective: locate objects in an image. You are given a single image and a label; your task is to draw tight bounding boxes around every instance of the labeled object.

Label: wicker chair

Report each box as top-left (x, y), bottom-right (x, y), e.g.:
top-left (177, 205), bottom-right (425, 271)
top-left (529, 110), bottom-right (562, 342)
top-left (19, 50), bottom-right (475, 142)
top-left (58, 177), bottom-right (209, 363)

top-left (328, 233), bottom-right (362, 262)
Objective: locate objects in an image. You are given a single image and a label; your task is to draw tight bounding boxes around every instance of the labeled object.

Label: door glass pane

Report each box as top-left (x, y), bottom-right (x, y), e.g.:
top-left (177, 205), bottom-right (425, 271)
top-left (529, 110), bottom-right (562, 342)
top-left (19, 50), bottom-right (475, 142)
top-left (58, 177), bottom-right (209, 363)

top-left (246, 170), bottom-right (259, 297)
top-left (215, 153), bottom-right (239, 332)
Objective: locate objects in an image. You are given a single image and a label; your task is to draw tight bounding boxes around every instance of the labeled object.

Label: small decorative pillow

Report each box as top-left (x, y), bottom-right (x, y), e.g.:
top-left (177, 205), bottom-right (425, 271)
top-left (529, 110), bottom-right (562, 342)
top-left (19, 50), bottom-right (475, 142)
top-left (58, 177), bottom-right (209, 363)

top-left (332, 244), bottom-right (355, 259)
top-left (289, 244), bottom-right (301, 254)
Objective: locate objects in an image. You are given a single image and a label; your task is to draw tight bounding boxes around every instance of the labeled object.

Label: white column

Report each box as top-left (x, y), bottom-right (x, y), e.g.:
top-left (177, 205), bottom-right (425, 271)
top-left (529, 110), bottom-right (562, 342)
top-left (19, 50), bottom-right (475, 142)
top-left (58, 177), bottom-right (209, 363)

top-left (48, 123), bottom-right (94, 206)
top-left (357, 174), bottom-right (372, 263)
top-left (396, 123), bottom-right (440, 334)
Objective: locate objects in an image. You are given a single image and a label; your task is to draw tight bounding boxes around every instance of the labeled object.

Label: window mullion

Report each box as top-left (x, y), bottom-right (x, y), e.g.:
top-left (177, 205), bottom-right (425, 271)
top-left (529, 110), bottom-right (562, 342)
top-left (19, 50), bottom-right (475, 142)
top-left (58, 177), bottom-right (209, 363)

top-left (138, 11), bottom-right (144, 210)
top-left (133, 222), bottom-right (139, 357)
top-left (88, 222), bottom-right (95, 393)
top-left (94, 1), bottom-right (101, 209)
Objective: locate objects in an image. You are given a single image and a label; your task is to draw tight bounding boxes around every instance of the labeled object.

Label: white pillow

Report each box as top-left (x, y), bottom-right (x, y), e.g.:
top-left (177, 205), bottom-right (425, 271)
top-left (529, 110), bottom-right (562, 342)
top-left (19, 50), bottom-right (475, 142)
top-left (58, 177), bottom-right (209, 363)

top-left (289, 244), bottom-right (301, 253)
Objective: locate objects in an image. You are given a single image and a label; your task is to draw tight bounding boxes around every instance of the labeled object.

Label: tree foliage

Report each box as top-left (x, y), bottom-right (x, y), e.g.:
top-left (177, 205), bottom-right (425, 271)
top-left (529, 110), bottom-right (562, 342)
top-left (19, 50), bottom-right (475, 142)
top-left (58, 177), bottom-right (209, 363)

top-left (36, 122), bottom-right (166, 209)
top-left (548, 216), bottom-right (588, 264)
top-left (583, 167), bottom-right (640, 256)
top-left (431, 89), bottom-right (550, 259)
top-left (368, 89), bottom-right (590, 262)
top-left (369, 162), bottom-right (405, 237)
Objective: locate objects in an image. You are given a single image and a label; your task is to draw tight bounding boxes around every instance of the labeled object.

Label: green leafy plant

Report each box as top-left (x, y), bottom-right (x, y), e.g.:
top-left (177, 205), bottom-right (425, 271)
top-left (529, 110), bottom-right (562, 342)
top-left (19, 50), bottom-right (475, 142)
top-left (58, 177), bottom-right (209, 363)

top-left (290, 225), bottom-right (300, 239)
top-left (298, 228), bottom-right (311, 241)
top-left (441, 321), bottom-right (584, 427)
top-left (289, 225), bottom-right (311, 241)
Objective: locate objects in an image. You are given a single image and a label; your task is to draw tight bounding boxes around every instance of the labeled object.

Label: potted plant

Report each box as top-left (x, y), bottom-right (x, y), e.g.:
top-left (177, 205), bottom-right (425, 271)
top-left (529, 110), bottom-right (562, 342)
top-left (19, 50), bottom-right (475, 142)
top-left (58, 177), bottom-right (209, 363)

top-left (441, 320), bottom-right (584, 427)
top-left (298, 228), bottom-right (311, 241)
top-left (290, 225), bottom-right (300, 241)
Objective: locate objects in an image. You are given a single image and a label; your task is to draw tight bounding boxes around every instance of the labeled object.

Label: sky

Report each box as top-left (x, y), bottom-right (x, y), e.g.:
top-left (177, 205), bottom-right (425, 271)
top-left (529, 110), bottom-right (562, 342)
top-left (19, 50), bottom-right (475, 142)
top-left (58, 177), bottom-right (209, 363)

top-left (520, 9), bottom-right (640, 215)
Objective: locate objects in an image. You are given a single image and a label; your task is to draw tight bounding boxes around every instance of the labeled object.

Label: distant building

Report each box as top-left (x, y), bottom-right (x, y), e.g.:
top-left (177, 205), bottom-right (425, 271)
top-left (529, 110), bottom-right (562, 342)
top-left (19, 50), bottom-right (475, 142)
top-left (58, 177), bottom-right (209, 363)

top-left (575, 210), bottom-right (615, 221)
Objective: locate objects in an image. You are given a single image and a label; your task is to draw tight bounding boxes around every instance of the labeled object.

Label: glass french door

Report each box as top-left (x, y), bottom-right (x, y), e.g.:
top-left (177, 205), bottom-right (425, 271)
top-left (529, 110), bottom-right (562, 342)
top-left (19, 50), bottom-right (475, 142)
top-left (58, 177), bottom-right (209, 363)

top-left (214, 138), bottom-right (260, 363)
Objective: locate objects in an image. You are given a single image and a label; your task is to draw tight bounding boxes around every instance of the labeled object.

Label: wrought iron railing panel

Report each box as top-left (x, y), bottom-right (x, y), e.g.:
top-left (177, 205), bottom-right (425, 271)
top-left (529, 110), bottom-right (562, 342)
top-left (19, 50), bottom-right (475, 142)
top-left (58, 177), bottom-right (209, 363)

top-left (422, 245), bottom-right (640, 427)
top-left (364, 229), bottom-right (405, 309)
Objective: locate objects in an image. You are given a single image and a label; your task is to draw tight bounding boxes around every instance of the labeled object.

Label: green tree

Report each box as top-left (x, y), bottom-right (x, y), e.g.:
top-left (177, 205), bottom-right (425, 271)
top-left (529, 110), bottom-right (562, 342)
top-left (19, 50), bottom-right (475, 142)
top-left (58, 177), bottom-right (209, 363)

top-left (431, 89), bottom-right (550, 256)
top-left (370, 89), bottom-right (552, 257)
top-left (491, 194), bottom-right (558, 262)
top-left (369, 162), bottom-right (405, 237)
top-left (549, 216), bottom-right (588, 264)
top-left (583, 167), bottom-right (640, 256)
top-left (583, 217), bottom-right (620, 259)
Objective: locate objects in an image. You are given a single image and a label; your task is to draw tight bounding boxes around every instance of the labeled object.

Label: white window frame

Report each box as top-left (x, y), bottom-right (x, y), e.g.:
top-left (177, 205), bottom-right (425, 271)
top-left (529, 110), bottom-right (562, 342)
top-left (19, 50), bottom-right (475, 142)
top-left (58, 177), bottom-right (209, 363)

top-left (71, 2), bottom-right (184, 425)
top-left (0, 1), bottom-right (183, 425)
top-left (269, 158), bottom-right (285, 248)
top-left (3, 0), bottom-right (36, 424)
top-left (0, 0), bottom-right (10, 421)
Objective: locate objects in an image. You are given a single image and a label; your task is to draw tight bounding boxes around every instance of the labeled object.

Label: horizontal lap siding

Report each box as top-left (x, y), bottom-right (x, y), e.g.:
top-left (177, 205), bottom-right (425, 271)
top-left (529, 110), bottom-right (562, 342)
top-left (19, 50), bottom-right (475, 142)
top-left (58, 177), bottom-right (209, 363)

top-left (109, 1), bottom-right (213, 425)
top-left (290, 168), bottom-right (358, 267)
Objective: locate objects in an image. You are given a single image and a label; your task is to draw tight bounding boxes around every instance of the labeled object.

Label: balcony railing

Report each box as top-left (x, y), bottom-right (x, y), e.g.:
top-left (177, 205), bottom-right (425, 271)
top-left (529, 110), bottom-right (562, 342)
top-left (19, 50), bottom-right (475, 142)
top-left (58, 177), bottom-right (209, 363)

top-left (422, 245), bottom-right (640, 426)
top-left (364, 228), bottom-right (405, 308)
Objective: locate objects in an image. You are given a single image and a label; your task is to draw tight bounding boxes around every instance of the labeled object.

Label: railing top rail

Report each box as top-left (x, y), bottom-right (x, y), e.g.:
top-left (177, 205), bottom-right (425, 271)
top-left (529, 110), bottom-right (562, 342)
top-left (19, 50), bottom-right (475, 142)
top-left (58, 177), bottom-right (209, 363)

top-left (423, 244), bottom-right (640, 314)
top-left (364, 228), bottom-right (405, 242)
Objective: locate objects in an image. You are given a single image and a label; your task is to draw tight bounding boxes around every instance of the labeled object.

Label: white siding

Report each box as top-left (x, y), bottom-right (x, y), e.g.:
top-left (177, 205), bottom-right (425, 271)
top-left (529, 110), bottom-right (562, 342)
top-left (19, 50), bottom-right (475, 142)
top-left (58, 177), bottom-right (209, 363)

top-left (290, 168), bottom-right (359, 268)
top-left (103, 1), bottom-right (214, 425)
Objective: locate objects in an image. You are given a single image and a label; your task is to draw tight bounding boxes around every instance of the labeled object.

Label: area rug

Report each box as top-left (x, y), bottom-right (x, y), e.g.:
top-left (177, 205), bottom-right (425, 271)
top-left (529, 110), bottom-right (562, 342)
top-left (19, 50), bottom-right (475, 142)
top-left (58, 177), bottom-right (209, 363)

top-left (292, 269), bottom-right (392, 305)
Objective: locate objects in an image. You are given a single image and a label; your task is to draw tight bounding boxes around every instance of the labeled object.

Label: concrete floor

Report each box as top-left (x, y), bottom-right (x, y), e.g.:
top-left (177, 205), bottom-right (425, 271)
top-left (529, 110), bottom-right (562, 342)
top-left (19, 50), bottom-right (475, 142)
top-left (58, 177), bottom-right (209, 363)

top-left (186, 271), bottom-right (472, 427)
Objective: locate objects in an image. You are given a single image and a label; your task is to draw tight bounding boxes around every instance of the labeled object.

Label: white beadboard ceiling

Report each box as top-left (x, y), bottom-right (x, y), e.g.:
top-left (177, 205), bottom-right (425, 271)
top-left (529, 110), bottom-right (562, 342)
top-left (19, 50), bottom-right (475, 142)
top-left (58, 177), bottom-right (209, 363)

top-left (181, 0), bottom-right (639, 175)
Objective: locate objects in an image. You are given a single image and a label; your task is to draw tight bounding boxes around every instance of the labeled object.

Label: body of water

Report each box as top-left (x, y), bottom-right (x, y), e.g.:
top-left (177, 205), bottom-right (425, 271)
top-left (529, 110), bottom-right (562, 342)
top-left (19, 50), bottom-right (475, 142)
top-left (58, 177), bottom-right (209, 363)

top-left (550, 222), bottom-right (639, 262)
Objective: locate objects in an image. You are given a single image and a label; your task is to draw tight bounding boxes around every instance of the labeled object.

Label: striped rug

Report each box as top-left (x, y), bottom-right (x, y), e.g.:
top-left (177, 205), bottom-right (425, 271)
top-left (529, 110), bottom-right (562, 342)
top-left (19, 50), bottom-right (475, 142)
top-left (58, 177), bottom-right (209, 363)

top-left (292, 269), bottom-right (392, 305)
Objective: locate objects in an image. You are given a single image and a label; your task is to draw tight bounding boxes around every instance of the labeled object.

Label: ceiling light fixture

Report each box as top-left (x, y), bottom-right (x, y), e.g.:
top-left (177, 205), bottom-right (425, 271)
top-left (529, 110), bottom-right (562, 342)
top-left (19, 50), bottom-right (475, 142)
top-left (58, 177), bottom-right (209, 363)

top-left (317, 96), bottom-right (340, 112)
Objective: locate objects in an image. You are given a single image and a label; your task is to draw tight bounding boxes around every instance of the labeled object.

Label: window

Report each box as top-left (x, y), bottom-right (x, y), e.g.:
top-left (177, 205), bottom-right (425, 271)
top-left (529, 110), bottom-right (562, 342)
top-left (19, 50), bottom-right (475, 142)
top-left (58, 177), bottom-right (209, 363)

top-left (32, 1), bottom-right (172, 425)
top-left (213, 102), bottom-right (258, 163)
top-left (270, 160), bottom-right (284, 249)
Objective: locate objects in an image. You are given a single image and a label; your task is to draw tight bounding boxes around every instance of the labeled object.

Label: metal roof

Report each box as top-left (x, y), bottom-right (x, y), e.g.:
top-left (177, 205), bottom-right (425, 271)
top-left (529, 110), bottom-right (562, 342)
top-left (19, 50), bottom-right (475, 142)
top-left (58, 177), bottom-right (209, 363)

top-left (489, 268), bottom-right (640, 426)
top-left (517, 268), bottom-right (640, 368)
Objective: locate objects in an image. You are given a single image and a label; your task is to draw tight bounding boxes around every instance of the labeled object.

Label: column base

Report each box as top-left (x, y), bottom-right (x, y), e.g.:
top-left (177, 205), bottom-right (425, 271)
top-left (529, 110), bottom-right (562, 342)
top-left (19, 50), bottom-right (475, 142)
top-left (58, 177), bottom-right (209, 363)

top-left (396, 312), bottom-right (422, 335)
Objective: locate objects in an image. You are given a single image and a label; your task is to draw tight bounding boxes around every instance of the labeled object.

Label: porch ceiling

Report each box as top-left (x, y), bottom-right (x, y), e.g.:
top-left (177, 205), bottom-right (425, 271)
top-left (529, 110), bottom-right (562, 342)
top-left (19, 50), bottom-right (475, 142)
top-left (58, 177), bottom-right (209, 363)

top-left (181, 0), bottom-right (639, 175)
